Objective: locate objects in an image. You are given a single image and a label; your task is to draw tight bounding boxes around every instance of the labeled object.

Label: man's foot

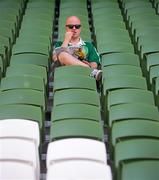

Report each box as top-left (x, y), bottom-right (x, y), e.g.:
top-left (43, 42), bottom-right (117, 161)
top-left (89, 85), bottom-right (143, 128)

top-left (90, 69), bottom-right (102, 81)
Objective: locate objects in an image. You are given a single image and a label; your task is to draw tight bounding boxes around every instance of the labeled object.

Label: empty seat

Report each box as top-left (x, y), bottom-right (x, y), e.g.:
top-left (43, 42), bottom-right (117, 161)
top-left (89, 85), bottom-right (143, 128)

top-left (0, 161), bottom-right (36, 180)
top-left (47, 138), bottom-right (107, 167)
top-left (53, 89), bottom-right (100, 107)
top-left (114, 138), bottom-right (159, 169)
top-left (51, 103), bottom-right (101, 122)
top-left (120, 160), bottom-right (159, 180)
top-left (50, 119), bottom-right (104, 141)
top-left (109, 103), bottom-right (159, 127)
top-left (46, 160), bottom-right (112, 180)
top-left (0, 138), bottom-right (40, 179)
top-left (111, 119), bottom-right (159, 147)
top-left (0, 119), bottom-right (40, 147)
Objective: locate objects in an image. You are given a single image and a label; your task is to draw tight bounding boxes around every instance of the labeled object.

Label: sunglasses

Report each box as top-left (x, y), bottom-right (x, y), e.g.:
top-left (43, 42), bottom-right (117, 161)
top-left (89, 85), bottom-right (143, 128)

top-left (66, 24), bottom-right (81, 29)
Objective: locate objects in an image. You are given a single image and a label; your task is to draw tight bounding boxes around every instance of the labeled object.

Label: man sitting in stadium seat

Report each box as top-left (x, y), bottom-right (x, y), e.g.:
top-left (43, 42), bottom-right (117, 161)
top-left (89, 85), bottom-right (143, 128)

top-left (52, 15), bottom-right (102, 81)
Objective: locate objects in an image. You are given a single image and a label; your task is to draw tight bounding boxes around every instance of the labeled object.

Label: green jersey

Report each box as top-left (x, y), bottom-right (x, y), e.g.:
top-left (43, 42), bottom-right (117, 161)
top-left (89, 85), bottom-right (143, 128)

top-left (54, 39), bottom-right (101, 65)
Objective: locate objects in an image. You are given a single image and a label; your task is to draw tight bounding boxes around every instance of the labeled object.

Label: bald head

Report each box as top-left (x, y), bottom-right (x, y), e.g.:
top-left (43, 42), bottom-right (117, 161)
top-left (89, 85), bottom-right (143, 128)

top-left (66, 16), bottom-right (81, 26)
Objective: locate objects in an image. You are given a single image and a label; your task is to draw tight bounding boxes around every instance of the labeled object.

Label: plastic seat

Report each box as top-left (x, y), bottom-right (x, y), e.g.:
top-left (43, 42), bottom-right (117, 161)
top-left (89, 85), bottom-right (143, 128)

top-left (0, 161), bottom-right (36, 180)
top-left (21, 18), bottom-right (52, 28)
top-left (15, 35), bottom-right (51, 49)
top-left (51, 104), bottom-right (101, 122)
top-left (93, 7), bottom-right (121, 16)
top-left (54, 74), bottom-right (97, 92)
top-left (140, 42), bottom-right (159, 73)
top-left (137, 36), bottom-right (159, 54)
top-left (53, 89), bottom-right (100, 107)
top-left (95, 28), bottom-right (129, 41)
top-left (0, 26), bottom-right (15, 45)
top-left (54, 65), bottom-right (92, 78)
top-left (46, 138), bottom-right (107, 167)
top-left (27, 1), bottom-right (54, 8)
top-left (96, 34), bottom-right (131, 46)
top-left (0, 75), bottom-right (45, 92)
top-left (103, 75), bottom-right (147, 97)
top-left (12, 42), bottom-right (50, 56)
top-left (111, 119), bottom-right (159, 147)
top-left (6, 64), bottom-right (48, 85)
top-left (114, 138), bottom-right (159, 168)
top-left (131, 20), bottom-right (159, 41)
top-left (109, 103), bottom-right (159, 127)
top-left (0, 119), bottom-right (40, 147)
top-left (107, 89), bottom-right (155, 110)
top-left (128, 14), bottom-right (159, 33)
top-left (92, 1), bottom-right (119, 10)
top-left (0, 20), bottom-right (17, 38)
top-left (20, 26), bottom-right (52, 37)
top-left (26, 8), bottom-right (54, 17)
top-left (97, 42), bottom-right (134, 55)
top-left (103, 65), bottom-right (142, 82)
top-left (145, 53), bottom-right (159, 73)
top-left (0, 89), bottom-right (46, 112)
top-left (120, 160), bottom-right (159, 180)
top-left (0, 138), bottom-right (40, 179)
top-left (95, 21), bottom-right (126, 32)
top-left (134, 27), bottom-right (159, 44)
top-left (126, 7), bottom-right (156, 23)
top-left (0, 104), bottom-right (43, 133)
top-left (50, 119), bottom-right (104, 141)
top-left (46, 161), bottom-right (112, 180)
top-left (123, 1), bottom-right (152, 13)
top-left (22, 12), bottom-right (53, 21)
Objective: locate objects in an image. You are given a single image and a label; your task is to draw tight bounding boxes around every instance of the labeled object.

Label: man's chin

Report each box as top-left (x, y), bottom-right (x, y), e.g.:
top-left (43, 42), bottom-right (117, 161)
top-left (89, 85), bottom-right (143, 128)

top-left (72, 35), bottom-right (79, 39)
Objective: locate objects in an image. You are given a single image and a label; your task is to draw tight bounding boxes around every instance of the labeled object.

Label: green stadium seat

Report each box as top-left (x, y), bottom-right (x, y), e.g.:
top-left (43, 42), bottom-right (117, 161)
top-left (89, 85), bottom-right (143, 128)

top-left (51, 104), bottom-right (101, 122)
top-left (0, 75), bottom-right (45, 93)
top-left (114, 138), bottom-right (159, 168)
top-left (53, 89), bottom-right (100, 107)
top-left (111, 119), bottom-right (159, 147)
top-left (119, 160), bottom-right (159, 180)
top-left (54, 65), bottom-right (92, 78)
top-left (101, 53), bottom-right (140, 68)
top-left (109, 103), bottom-right (159, 127)
top-left (10, 54), bottom-right (50, 71)
top-left (50, 119), bottom-right (104, 141)
top-left (0, 89), bottom-right (46, 112)
top-left (54, 74), bottom-right (97, 92)
top-left (5, 64), bottom-right (48, 86)
top-left (107, 89), bottom-right (155, 111)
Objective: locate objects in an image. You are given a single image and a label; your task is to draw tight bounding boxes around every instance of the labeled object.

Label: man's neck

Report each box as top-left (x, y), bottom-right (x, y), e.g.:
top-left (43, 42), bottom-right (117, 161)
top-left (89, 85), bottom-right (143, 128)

top-left (70, 37), bottom-right (80, 45)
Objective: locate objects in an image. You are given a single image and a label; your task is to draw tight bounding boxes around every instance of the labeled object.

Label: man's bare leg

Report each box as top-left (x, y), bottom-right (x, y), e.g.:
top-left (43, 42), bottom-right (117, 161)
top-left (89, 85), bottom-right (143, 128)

top-left (58, 52), bottom-right (90, 67)
top-left (55, 51), bottom-right (102, 81)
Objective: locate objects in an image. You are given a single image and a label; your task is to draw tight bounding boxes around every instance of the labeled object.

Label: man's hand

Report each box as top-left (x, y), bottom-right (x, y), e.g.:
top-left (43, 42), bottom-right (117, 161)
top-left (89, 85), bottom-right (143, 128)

top-left (62, 32), bottom-right (73, 47)
top-left (82, 60), bottom-right (90, 67)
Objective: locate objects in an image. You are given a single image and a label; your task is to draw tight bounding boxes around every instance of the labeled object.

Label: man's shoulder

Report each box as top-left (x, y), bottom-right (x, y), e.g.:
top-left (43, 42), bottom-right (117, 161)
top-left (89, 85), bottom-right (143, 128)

top-left (82, 41), bottom-right (94, 48)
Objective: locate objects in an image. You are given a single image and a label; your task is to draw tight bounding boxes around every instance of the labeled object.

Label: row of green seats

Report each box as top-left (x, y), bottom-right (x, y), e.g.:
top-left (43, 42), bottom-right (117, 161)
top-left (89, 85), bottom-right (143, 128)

top-left (0, 0), bottom-right (27, 77)
top-left (0, 0), bottom-right (56, 155)
top-left (92, 1), bottom-right (159, 180)
top-left (120, 0), bottom-right (159, 106)
top-left (91, 0), bottom-right (135, 56)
